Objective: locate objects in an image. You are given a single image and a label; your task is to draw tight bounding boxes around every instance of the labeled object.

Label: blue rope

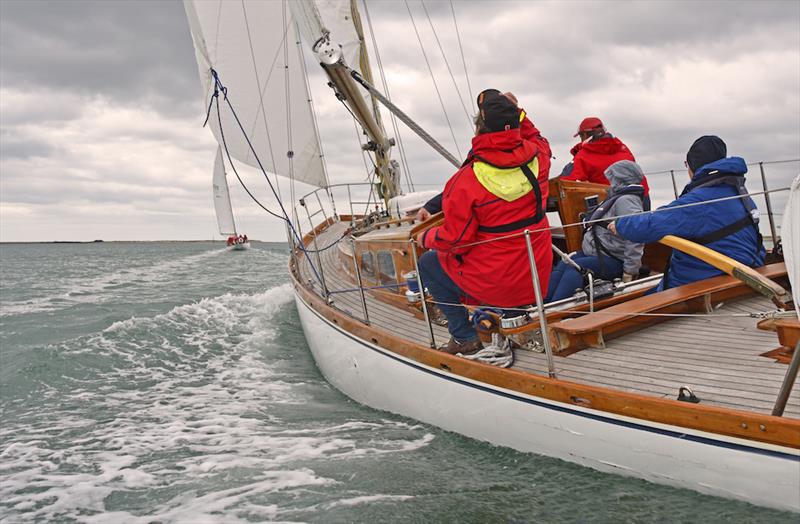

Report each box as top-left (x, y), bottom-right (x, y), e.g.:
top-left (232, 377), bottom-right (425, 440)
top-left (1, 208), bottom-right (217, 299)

top-left (207, 69), bottom-right (343, 285)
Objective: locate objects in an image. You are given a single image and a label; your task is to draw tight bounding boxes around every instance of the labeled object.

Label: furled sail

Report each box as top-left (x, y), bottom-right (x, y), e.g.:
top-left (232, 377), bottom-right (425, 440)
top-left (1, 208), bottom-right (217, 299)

top-left (212, 147), bottom-right (236, 237)
top-left (291, 1), bottom-right (364, 73)
top-left (184, 0), bottom-right (326, 188)
top-left (290, 0), bottom-right (377, 123)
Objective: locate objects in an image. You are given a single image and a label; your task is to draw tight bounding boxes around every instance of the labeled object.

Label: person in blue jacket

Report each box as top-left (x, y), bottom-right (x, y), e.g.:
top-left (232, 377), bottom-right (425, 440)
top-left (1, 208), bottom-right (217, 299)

top-left (608, 135), bottom-right (765, 292)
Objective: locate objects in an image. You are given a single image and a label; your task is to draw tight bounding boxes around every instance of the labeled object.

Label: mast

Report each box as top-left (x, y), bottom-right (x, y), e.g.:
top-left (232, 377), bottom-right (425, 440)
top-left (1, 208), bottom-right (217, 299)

top-left (292, 0), bottom-right (399, 205)
top-left (349, 0), bottom-right (399, 203)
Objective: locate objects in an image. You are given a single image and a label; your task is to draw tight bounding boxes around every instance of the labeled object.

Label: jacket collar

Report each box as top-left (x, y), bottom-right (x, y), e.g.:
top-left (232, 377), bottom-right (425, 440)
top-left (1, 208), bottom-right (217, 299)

top-left (470, 128), bottom-right (537, 168)
top-left (683, 156), bottom-right (748, 194)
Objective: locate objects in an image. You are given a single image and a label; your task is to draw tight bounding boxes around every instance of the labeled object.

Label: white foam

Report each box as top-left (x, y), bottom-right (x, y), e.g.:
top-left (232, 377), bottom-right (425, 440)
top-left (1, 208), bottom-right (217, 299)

top-left (320, 494), bottom-right (415, 510)
top-left (1, 248), bottom-right (236, 317)
top-left (1, 283), bottom-right (434, 522)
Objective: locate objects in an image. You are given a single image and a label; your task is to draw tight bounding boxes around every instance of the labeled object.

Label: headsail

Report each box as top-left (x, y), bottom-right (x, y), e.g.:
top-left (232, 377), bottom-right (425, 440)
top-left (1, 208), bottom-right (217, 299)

top-left (184, 0), bottom-right (326, 188)
top-left (212, 147), bottom-right (236, 237)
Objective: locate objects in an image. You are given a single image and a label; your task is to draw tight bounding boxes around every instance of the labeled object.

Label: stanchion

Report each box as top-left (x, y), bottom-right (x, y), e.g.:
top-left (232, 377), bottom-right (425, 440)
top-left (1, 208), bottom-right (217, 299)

top-left (350, 239), bottom-right (370, 325)
top-left (524, 230), bottom-right (557, 379)
top-left (410, 240), bottom-right (437, 348)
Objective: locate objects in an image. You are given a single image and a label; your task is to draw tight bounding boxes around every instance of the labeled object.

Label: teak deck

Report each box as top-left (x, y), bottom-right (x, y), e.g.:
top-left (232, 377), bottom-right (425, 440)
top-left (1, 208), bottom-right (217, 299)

top-left (296, 221), bottom-right (799, 419)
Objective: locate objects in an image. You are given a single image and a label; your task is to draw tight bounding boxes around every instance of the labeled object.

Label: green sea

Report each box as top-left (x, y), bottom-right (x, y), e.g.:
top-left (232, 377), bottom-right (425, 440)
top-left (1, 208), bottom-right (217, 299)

top-left (0, 241), bottom-right (795, 523)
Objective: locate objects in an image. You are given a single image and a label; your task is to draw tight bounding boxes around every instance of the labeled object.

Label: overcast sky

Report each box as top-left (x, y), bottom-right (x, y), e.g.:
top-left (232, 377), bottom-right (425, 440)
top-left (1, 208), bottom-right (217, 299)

top-left (1, 0), bottom-right (798, 242)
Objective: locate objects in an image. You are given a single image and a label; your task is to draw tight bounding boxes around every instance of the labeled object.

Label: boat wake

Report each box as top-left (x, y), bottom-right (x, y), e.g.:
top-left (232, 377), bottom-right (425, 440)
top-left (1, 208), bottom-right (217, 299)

top-left (0, 284), bottom-right (433, 522)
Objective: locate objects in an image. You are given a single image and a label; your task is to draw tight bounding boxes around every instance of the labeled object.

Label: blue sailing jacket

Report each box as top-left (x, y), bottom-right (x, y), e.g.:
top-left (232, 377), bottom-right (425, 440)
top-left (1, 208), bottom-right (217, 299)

top-left (615, 157), bottom-right (765, 291)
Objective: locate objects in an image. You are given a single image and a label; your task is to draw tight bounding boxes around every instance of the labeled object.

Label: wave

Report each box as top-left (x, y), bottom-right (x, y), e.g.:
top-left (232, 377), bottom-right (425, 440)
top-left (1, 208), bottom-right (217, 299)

top-left (1, 248), bottom-right (228, 317)
top-left (0, 284), bottom-right (434, 522)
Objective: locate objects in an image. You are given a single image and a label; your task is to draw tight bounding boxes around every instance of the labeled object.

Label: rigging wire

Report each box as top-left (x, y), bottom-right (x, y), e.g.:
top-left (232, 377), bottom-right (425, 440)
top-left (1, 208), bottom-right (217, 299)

top-left (450, 0), bottom-right (473, 102)
top-left (421, 0), bottom-right (472, 126)
top-left (404, 0), bottom-right (462, 156)
top-left (207, 73), bottom-right (343, 268)
top-left (363, 0), bottom-right (415, 192)
top-left (295, 20), bottom-right (335, 213)
top-left (282, 1), bottom-right (294, 209)
top-left (240, 0), bottom-right (281, 199)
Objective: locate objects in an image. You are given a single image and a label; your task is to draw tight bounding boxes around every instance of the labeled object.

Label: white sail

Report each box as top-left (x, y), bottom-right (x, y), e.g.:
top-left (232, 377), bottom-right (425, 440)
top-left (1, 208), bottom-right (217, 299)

top-left (781, 174), bottom-right (800, 318)
top-left (184, 0), bottom-right (326, 188)
top-left (212, 147), bottom-right (236, 237)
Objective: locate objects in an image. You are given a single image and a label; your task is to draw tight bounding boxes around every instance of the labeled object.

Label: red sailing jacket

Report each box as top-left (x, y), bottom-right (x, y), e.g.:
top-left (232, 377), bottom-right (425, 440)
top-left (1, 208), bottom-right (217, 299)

top-left (420, 128), bottom-right (553, 307)
top-left (563, 136), bottom-right (650, 195)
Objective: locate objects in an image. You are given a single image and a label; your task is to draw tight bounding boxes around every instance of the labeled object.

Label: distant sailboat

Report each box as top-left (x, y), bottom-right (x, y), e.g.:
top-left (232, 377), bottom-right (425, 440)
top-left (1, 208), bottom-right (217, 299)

top-left (213, 147), bottom-right (249, 250)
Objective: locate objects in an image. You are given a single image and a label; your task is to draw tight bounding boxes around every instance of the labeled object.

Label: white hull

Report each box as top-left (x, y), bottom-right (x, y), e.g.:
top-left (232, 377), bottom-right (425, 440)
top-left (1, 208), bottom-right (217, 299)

top-left (227, 242), bottom-right (250, 251)
top-left (294, 290), bottom-right (800, 512)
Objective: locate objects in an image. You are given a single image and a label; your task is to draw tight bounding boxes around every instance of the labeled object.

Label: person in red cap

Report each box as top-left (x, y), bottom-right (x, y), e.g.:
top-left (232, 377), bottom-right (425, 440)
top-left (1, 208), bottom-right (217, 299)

top-left (416, 89), bottom-right (552, 355)
top-left (560, 117), bottom-right (650, 200)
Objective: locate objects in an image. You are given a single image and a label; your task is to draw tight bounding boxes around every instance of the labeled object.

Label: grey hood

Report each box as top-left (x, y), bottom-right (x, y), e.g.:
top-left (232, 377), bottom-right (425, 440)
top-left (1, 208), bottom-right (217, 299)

top-left (604, 160), bottom-right (644, 194)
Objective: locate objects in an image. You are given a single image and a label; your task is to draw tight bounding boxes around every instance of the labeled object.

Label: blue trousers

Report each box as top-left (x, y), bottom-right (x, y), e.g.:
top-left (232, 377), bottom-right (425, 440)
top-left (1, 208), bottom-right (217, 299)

top-left (545, 252), bottom-right (623, 303)
top-left (417, 250), bottom-right (478, 342)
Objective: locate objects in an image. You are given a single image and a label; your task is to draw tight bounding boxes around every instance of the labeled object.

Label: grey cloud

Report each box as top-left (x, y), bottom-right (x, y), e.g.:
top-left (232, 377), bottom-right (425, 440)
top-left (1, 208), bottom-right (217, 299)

top-left (1, 0), bottom-right (798, 241)
top-left (0, 134), bottom-right (61, 159)
top-left (0, 0), bottom-right (199, 117)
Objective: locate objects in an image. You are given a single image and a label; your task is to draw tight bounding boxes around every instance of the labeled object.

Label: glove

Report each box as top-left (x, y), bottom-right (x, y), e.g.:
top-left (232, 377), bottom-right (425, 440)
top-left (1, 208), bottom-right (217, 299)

top-left (622, 272), bottom-right (635, 283)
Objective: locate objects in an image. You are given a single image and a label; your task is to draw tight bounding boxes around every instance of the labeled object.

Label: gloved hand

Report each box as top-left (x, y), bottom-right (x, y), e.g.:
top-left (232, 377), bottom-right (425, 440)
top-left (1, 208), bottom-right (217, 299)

top-left (622, 272), bottom-right (635, 283)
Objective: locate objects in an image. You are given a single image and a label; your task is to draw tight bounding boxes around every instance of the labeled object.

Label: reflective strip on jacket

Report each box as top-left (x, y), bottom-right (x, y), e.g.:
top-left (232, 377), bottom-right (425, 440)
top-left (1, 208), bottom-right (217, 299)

top-left (420, 128), bottom-right (552, 307)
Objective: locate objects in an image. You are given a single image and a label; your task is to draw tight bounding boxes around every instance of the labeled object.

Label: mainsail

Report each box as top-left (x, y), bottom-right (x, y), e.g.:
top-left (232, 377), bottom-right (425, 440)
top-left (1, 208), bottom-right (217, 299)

top-left (184, 0), bottom-right (327, 188)
top-left (212, 147), bottom-right (236, 237)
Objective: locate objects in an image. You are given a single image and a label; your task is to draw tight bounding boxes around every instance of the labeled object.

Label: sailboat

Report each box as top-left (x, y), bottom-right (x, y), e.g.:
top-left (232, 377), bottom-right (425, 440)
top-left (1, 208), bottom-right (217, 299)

top-left (213, 146), bottom-right (250, 251)
top-left (184, 0), bottom-right (800, 512)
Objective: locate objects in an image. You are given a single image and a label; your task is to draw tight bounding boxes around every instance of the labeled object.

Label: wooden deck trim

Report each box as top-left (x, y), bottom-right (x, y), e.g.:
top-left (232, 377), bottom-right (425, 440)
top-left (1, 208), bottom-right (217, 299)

top-left (290, 250), bottom-right (800, 449)
top-left (549, 263), bottom-right (787, 351)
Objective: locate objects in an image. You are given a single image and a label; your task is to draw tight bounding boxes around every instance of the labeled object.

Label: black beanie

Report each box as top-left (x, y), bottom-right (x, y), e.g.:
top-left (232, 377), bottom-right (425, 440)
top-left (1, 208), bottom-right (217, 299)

top-left (686, 135), bottom-right (727, 172)
top-left (477, 90), bottom-right (519, 133)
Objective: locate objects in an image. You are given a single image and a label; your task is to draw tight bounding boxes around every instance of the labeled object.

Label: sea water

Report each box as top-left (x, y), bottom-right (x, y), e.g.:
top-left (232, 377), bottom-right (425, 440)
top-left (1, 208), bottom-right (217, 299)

top-left (0, 242), bottom-right (794, 523)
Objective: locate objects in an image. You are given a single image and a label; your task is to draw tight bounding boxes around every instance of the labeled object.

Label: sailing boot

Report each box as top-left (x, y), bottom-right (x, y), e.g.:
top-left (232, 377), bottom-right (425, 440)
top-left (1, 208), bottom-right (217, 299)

top-left (439, 337), bottom-right (483, 356)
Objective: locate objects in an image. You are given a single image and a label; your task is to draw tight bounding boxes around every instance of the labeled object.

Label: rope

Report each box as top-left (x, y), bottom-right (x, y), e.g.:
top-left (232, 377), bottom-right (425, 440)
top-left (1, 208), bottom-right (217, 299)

top-left (449, 0), bottom-right (473, 101)
top-left (421, 0), bottom-right (472, 127)
top-left (422, 295), bottom-right (792, 319)
top-left (363, 0), bottom-right (415, 192)
top-left (404, 0), bottom-right (462, 156)
top-left (208, 70), bottom-right (339, 281)
top-left (459, 334), bottom-right (514, 368)
top-left (336, 184), bottom-right (791, 249)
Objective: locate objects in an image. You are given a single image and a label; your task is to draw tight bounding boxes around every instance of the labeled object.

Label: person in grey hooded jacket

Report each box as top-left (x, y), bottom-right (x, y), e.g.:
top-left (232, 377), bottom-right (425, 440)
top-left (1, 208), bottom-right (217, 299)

top-left (545, 160), bottom-right (646, 302)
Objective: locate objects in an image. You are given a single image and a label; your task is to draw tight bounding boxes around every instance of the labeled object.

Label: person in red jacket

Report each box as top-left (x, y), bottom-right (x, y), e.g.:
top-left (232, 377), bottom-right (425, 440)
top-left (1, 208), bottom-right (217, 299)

top-left (561, 117), bottom-right (650, 201)
top-left (416, 89), bottom-right (552, 355)
top-left (415, 91), bottom-right (551, 221)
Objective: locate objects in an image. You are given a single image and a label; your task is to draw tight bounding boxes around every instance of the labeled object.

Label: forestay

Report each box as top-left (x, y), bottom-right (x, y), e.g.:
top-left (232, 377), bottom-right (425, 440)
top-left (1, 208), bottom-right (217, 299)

top-left (184, 0), bottom-right (326, 188)
top-left (212, 147), bottom-right (236, 237)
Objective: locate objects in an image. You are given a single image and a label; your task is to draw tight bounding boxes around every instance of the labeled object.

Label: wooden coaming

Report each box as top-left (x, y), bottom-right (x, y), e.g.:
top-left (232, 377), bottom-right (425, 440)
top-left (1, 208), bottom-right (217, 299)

top-left (549, 263), bottom-right (788, 352)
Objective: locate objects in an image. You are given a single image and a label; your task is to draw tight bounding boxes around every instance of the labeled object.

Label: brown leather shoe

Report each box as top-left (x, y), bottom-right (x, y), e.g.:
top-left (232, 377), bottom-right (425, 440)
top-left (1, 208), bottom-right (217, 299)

top-left (439, 337), bottom-right (483, 356)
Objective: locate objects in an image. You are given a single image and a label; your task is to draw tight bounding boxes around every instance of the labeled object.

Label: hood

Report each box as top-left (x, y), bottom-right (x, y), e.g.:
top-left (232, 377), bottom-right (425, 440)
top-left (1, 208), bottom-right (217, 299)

top-left (471, 128), bottom-right (537, 167)
top-left (605, 160), bottom-right (644, 192)
top-left (579, 136), bottom-right (628, 156)
top-left (693, 156), bottom-right (748, 179)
